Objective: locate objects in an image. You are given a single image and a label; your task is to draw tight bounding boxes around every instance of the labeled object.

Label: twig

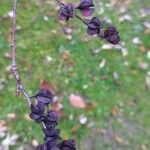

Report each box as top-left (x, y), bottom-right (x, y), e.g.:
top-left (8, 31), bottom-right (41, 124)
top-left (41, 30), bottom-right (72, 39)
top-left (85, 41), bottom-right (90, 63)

top-left (11, 0), bottom-right (47, 130)
top-left (75, 15), bottom-right (88, 25)
top-left (98, 33), bottom-right (104, 39)
top-left (11, 0), bottom-right (31, 107)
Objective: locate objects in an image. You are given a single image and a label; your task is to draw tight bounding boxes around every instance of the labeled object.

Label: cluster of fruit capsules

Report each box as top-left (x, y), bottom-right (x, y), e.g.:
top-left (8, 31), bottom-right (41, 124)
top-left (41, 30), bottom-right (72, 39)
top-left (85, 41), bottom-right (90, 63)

top-left (57, 0), bottom-right (120, 45)
top-left (30, 89), bottom-right (76, 150)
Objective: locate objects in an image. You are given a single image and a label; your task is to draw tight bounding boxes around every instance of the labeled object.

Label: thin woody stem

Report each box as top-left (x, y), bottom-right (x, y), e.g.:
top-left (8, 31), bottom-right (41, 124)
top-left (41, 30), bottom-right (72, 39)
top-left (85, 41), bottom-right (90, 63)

top-left (75, 15), bottom-right (88, 25)
top-left (11, 0), bottom-right (31, 107)
top-left (11, 0), bottom-right (17, 67)
top-left (98, 33), bottom-right (104, 39)
top-left (11, 0), bottom-right (47, 130)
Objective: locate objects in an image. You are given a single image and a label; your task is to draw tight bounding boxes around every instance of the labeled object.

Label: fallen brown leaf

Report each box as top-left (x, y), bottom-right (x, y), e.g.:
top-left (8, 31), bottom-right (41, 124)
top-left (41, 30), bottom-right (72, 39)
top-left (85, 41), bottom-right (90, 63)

top-left (144, 29), bottom-right (150, 34)
top-left (0, 120), bottom-right (8, 133)
top-left (86, 102), bottom-right (96, 111)
top-left (69, 94), bottom-right (86, 109)
top-left (52, 101), bottom-right (64, 118)
top-left (111, 107), bottom-right (120, 117)
top-left (6, 113), bottom-right (16, 120)
top-left (71, 125), bottom-right (80, 134)
top-left (40, 80), bottom-right (57, 94)
top-left (140, 46), bottom-right (147, 53)
top-left (141, 144), bottom-right (147, 150)
top-left (62, 50), bottom-right (70, 61)
top-left (146, 72), bottom-right (150, 90)
top-left (115, 134), bottom-right (124, 145)
top-left (100, 75), bottom-right (108, 80)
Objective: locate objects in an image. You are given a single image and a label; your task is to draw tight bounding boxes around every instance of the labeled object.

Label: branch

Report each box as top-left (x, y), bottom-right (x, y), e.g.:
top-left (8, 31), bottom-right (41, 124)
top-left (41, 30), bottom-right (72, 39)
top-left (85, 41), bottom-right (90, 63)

top-left (75, 15), bottom-right (88, 25)
top-left (11, 0), bottom-right (31, 107)
top-left (11, 0), bottom-right (47, 131)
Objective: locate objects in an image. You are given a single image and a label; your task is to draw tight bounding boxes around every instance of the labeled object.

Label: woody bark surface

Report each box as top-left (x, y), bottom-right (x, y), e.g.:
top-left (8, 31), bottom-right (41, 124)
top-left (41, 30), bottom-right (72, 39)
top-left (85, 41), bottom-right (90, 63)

top-left (11, 0), bottom-right (31, 107)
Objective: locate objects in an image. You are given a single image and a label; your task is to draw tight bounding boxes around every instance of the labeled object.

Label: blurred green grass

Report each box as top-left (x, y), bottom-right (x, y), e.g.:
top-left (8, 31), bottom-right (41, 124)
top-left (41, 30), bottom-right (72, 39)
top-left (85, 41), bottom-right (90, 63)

top-left (0, 0), bottom-right (150, 149)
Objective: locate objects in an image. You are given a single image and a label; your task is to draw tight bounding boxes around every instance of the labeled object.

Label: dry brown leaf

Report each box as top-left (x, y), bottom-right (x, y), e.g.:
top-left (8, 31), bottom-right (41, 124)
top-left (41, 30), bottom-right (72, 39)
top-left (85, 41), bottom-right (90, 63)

top-left (100, 75), bottom-right (108, 80)
top-left (0, 120), bottom-right (8, 133)
top-left (127, 100), bottom-right (136, 106)
top-left (62, 50), bottom-right (70, 61)
top-left (69, 94), bottom-right (86, 109)
top-left (141, 144), bottom-right (147, 150)
top-left (114, 79), bottom-right (123, 86)
top-left (97, 128), bottom-right (107, 135)
top-left (111, 107), bottom-right (120, 117)
top-left (140, 46), bottom-right (147, 53)
top-left (144, 29), bottom-right (150, 34)
top-left (124, 0), bottom-right (133, 5)
top-left (40, 80), bottom-right (57, 94)
top-left (52, 102), bottom-right (64, 118)
top-left (86, 102), bottom-right (96, 111)
top-left (109, 0), bottom-right (118, 6)
top-left (6, 113), bottom-right (16, 120)
top-left (146, 72), bottom-right (150, 90)
top-left (71, 125), bottom-right (80, 133)
top-left (115, 135), bottom-right (124, 145)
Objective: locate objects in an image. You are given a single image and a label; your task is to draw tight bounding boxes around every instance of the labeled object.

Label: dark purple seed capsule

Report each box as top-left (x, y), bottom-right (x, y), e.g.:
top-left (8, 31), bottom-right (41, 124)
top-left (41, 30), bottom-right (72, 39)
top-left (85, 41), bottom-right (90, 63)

top-left (87, 17), bottom-right (101, 35)
top-left (104, 26), bottom-right (120, 45)
top-left (44, 129), bottom-right (60, 140)
top-left (47, 111), bottom-right (58, 122)
top-left (77, 0), bottom-right (94, 17)
top-left (58, 139), bottom-right (76, 150)
top-left (30, 102), bottom-right (45, 123)
top-left (30, 88), bottom-right (53, 105)
top-left (58, 3), bottom-right (75, 21)
top-left (43, 111), bottom-right (58, 130)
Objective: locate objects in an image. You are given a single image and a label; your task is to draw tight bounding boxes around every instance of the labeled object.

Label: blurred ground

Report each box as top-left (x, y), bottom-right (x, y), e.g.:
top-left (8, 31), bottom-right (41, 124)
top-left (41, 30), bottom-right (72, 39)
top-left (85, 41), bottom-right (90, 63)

top-left (0, 0), bottom-right (150, 149)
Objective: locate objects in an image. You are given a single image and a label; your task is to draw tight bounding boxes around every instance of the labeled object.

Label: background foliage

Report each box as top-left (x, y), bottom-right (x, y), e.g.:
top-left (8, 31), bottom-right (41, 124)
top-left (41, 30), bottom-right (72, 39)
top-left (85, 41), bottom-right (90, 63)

top-left (0, 0), bottom-right (150, 149)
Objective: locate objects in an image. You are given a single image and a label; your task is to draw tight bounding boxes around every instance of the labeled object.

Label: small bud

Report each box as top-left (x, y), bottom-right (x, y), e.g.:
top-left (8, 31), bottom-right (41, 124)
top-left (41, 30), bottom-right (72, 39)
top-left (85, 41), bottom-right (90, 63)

top-left (16, 89), bottom-right (20, 97)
